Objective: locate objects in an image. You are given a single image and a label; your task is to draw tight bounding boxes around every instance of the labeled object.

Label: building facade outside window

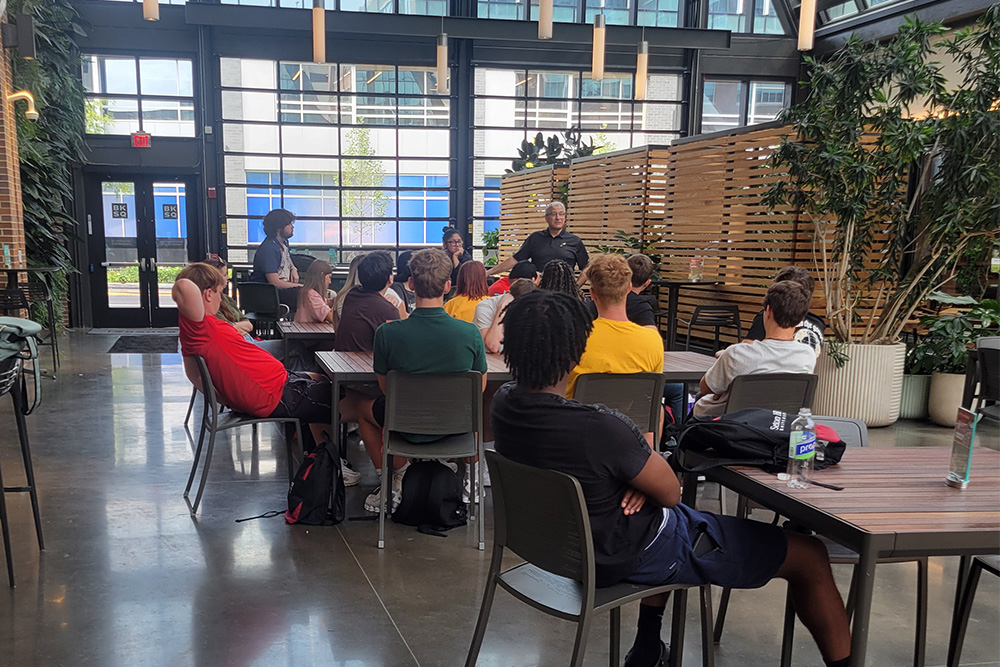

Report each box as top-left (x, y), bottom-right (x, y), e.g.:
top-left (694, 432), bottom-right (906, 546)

top-left (83, 55), bottom-right (195, 137)
top-left (701, 78), bottom-right (791, 134)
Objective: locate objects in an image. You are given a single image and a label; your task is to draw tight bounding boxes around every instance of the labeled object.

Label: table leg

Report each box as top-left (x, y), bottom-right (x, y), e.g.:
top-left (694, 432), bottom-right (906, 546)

top-left (666, 285), bottom-right (679, 351)
top-left (849, 540), bottom-right (878, 667)
top-left (331, 377), bottom-right (342, 456)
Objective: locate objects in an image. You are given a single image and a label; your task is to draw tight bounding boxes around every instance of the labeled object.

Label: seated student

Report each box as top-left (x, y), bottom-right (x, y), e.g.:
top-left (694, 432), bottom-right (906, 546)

top-left (694, 280), bottom-right (818, 416)
top-left (335, 251), bottom-right (400, 352)
top-left (478, 278), bottom-right (538, 354)
top-left (491, 290), bottom-right (851, 667)
top-left (444, 260), bottom-right (489, 323)
top-left (565, 254), bottom-right (665, 446)
top-left (332, 254), bottom-right (363, 330)
top-left (743, 265), bottom-right (825, 354)
top-left (294, 260), bottom-right (335, 324)
top-left (538, 259), bottom-right (585, 301)
top-left (249, 208), bottom-right (301, 312)
top-left (585, 253), bottom-right (657, 329)
top-left (343, 248), bottom-right (489, 513)
top-left (172, 263), bottom-right (360, 485)
top-left (487, 260), bottom-right (537, 297)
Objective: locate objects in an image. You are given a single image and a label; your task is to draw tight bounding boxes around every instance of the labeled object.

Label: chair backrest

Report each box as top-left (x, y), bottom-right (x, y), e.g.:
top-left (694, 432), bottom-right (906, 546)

top-left (383, 370), bottom-right (483, 437)
top-left (485, 450), bottom-right (594, 585)
top-left (0, 288), bottom-right (29, 312)
top-left (976, 338), bottom-right (1000, 403)
top-left (191, 355), bottom-right (223, 422)
top-left (725, 373), bottom-right (818, 414)
top-left (573, 372), bottom-right (665, 434)
top-left (237, 282), bottom-right (282, 318)
top-left (19, 281), bottom-right (50, 303)
top-left (691, 305), bottom-right (741, 327)
top-left (813, 415), bottom-right (868, 448)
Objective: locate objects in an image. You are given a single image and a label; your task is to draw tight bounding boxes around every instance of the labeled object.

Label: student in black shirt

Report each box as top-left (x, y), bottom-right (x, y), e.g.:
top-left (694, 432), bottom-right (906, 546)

top-left (486, 201), bottom-right (589, 278)
top-left (491, 291), bottom-right (851, 667)
top-left (585, 253), bottom-right (657, 328)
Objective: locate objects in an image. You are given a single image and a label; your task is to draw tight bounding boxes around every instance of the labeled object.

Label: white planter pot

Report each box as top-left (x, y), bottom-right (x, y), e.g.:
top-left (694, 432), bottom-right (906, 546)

top-left (900, 374), bottom-right (931, 420)
top-left (928, 372), bottom-right (966, 427)
top-left (813, 342), bottom-right (906, 427)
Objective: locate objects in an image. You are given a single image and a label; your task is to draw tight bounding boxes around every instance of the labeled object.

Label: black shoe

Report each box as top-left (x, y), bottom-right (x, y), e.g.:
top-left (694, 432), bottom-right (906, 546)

top-left (624, 640), bottom-right (668, 667)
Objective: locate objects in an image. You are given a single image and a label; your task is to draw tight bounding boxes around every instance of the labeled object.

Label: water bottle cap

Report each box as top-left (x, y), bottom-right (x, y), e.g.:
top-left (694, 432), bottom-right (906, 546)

top-left (799, 408), bottom-right (812, 416)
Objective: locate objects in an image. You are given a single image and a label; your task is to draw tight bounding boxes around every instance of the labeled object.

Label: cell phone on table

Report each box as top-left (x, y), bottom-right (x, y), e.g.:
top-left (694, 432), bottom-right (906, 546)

top-left (693, 529), bottom-right (720, 558)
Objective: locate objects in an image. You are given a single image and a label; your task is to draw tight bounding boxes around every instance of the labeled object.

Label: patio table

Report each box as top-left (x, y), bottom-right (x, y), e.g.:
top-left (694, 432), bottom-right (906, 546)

top-left (278, 321), bottom-right (335, 362)
top-left (653, 280), bottom-right (722, 350)
top-left (669, 447), bottom-right (1000, 667)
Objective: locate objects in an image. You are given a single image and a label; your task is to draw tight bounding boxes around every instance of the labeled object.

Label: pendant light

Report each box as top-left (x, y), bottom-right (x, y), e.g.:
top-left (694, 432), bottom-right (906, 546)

top-left (798, 0), bottom-right (817, 51)
top-left (635, 40), bottom-right (648, 101)
top-left (142, 0), bottom-right (159, 22)
top-left (437, 33), bottom-right (449, 95)
top-left (538, 0), bottom-right (554, 39)
top-left (592, 14), bottom-right (606, 82)
top-left (313, 0), bottom-right (326, 64)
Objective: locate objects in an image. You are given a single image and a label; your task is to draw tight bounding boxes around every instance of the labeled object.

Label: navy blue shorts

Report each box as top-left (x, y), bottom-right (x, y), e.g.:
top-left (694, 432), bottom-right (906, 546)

top-left (625, 504), bottom-right (787, 590)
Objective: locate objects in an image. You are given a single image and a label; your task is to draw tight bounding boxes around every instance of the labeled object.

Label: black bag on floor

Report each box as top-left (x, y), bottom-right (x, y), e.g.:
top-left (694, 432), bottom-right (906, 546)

top-left (674, 408), bottom-right (847, 473)
top-left (286, 440), bottom-right (345, 526)
top-left (392, 461), bottom-right (467, 535)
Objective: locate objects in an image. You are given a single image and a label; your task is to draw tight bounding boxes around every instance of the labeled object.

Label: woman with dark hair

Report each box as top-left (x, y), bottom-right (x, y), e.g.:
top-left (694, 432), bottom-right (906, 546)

top-left (444, 260), bottom-right (489, 322)
top-left (539, 259), bottom-right (584, 301)
top-left (295, 260), bottom-right (335, 323)
top-left (442, 226), bottom-right (472, 285)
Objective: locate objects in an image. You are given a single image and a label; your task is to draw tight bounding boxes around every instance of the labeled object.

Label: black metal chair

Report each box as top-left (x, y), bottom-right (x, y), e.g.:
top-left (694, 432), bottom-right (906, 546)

top-left (380, 370), bottom-right (485, 550)
top-left (237, 282), bottom-right (289, 339)
top-left (184, 355), bottom-right (302, 514)
top-left (18, 280), bottom-right (59, 374)
top-left (972, 337), bottom-right (999, 422)
top-left (947, 555), bottom-right (1000, 667)
top-left (713, 416), bottom-right (930, 667)
top-left (0, 288), bottom-right (29, 315)
top-left (725, 373), bottom-right (818, 414)
top-left (682, 305), bottom-right (742, 353)
top-left (573, 372), bottom-right (665, 443)
top-left (465, 451), bottom-right (715, 667)
top-left (0, 318), bottom-right (44, 588)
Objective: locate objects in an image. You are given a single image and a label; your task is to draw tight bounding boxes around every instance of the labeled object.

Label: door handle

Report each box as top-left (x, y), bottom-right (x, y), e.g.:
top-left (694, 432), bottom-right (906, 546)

top-left (149, 258), bottom-right (157, 274)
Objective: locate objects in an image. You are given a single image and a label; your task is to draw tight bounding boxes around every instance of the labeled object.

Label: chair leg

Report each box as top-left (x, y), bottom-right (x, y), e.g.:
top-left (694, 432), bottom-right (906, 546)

top-left (12, 384), bottom-right (43, 549)
top-left (190, 427), bottom-right (218, 514)
top-left (609, 606), bottom-right (621, 667)
top-left (477, 453), bottom-right (485, 551)
top-left (947, 561), bottom-right (983, 667)
top-left (465, 564), bottom-right (502, 667)
top-left (184, 387), bottom-right (197, 427)
top-left (713, 587), bottom-right (732, 644)
top-left (0, 456), bottom-right (13, 588)
top-left (184, 410), bottom-right (210, 498)
top-left (913, 558), bottom-right (928, 667)
top-left (569, 610), bottom-right (592, 667)
top-left (779, 584), bottom-right (796, 667)
top-left (699, 586), bottom-right (716, 667)
top-left (378, 450), bottom-right (390, 549)
top-left (46, 302), bottom-right (59, 371)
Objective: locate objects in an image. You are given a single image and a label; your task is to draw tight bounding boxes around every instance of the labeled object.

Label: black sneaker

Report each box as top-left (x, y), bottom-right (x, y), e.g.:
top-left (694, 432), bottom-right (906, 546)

top-left (624, 640), bottom-right (668, 667)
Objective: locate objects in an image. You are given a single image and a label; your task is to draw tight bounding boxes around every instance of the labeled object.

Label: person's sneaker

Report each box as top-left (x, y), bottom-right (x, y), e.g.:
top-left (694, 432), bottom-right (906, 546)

top-left (363, 464), bottom-right (407, 513)
top-left (341, 459), bottom-right (361, 487)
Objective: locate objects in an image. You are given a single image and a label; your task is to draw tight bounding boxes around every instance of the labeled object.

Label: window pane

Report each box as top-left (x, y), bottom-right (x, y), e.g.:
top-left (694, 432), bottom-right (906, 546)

top-left (342, 65), bottom-right (396, 94)
top-left (280, 92), bottom-right (340, 124)
top-left (341, 126), bottom-right (396, 157)
top-left (220, 58), bottom-right (276, 89)
top-left (398, 0), bottom-right (447, 15)
top-left (398, 97), bottom-right (450, 126)
top-left (139, 59), bottom-right (194, 97)
top-left (702, 80), bottom-right (744, 133)
top-left (84, 56), bottom-right (137, 95)
top-left (478, 0), bottom-right (525, 19)
top-left (222, 90), bottom-right (278, 122)
top-left (282, 125), bottom-right (340, 155)
top-left (528, 0), bottom-right (578, 22)
top-left (85, 98), bottom-right (139, 135)
top-left (141, 98), bottom-right (195, 137)
top-left (340, 0), bottom-right (394, 12)
top-left (748, 81), bottom-right (789, 124)
top-left (585, 0), bottom-right (632, 25)
top-left (753, 0), bottom-right (785, 34)
top-left (223, 123), bottom-right (280, 153)
top-left (708, 0), bottom-right (747, 32)
top-left (341, 95), bottom-right (397, 125)
top-left (637, 0), bottom-right (680, 26)
top-left (279, 62), bottom-right (338, 92)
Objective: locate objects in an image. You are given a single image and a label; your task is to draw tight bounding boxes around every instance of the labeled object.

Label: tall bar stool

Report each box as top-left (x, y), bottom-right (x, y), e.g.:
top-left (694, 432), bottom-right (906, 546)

top-left (0, 317), bottom-right (45, 587)
top-left (681, 305), bottom-right (742, 352)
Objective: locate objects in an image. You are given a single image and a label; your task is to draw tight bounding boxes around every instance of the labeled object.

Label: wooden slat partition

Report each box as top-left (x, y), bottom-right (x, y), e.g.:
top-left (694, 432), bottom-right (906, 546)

top-left (498, 165), bottom-right (568, 260)
top-left (499, 124), bottom-right (890, 346)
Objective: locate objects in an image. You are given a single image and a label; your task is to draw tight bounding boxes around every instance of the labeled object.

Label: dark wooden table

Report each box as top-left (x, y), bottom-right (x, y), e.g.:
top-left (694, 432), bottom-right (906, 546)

top-left (316, 350), bottom-right (715, 451)
top-left (671, 447), bottom-right (1000, 667)
top-left (278, 321), bottom-right (335, 361)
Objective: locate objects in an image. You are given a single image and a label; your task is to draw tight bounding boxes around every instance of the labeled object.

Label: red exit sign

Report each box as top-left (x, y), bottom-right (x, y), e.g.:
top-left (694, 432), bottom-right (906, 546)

top-left (131, 132), bottom-right (152, 148)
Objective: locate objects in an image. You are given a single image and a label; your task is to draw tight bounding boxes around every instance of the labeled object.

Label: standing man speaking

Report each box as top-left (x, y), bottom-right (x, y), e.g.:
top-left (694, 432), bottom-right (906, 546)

top-left (486, 201), bottom-right (589, 278)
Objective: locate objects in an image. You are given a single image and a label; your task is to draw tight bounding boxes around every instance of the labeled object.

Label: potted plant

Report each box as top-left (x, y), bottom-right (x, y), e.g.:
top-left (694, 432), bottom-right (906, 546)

top-left (909, 296), bottom-right (1000, 426)
top-left (900, 335), bottom-right (932, 420)
top-left (482, 229), bottom-right (500, 268)
top-left (763, 10), bottom-right (1000, 426)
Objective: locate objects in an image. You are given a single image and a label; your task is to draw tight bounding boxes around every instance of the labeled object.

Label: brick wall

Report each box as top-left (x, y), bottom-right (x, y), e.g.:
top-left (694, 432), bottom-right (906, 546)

top-left (0, 17), bottom-right (25, 286)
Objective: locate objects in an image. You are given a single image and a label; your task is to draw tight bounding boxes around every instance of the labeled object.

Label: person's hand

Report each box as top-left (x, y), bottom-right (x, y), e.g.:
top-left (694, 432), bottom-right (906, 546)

top-left (451, 245), bottom-right (464, 260)
top-left (621, 488), bottom-right (647, 515)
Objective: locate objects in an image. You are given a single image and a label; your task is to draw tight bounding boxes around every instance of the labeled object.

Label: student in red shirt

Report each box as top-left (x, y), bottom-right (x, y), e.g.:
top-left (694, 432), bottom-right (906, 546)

top-left (487, 260), bottom-right (538, 296)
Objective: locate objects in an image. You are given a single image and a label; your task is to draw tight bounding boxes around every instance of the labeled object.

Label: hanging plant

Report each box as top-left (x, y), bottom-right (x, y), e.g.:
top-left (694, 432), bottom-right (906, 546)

top-left (9, 0), bottom-right (87, 329)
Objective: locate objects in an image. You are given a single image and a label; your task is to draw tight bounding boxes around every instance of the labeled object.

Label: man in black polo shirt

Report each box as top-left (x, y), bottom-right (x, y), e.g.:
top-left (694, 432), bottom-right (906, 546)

top-left (491, 291), bottom-right (851, 667)
top-left (486, 201), bottom-right (589, 278)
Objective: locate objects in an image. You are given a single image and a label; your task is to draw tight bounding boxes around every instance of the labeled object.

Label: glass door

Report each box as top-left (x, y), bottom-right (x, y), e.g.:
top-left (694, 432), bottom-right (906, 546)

top-left (87, 174), bottom-right (198, 328)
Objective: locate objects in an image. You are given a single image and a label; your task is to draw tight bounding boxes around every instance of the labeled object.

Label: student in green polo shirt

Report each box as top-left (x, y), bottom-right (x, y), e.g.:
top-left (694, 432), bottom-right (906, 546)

top-left (362, 248), bottom-right (489, 514)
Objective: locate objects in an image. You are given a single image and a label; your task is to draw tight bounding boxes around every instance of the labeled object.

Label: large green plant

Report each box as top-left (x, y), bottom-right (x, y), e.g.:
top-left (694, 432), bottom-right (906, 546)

top-left (506, 129), bottom-right (598, 173)
top-left (9, 0), bottom-right (86, 328)
top-left (908, 295), bottom-right (1000, 375)
top-left (764, 10), bottom-right (1000, 344)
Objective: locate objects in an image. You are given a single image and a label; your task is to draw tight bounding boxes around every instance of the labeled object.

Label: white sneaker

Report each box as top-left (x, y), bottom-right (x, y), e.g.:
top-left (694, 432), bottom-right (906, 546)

top-left (341, 459), bottom-right (361, 487)
top-left (364, 464), bottom-right (408, 513)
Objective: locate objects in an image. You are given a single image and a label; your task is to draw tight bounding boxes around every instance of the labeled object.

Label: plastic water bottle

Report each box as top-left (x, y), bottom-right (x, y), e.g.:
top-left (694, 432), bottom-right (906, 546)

top-left (785, 408), bottom-right (816, 489)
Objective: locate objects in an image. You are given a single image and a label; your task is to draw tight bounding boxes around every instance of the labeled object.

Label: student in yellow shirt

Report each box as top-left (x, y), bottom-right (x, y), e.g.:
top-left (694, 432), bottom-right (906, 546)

top-left (567, 253), bottom-right (665, 446)
top-left (444, 260), bottom-right (489, 322)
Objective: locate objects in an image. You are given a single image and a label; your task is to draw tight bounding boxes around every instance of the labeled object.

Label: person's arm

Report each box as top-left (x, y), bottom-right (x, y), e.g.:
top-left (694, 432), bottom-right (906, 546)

top-left (628, 451), bottom-right (681, 509)
top-left (264, 272), bottom-right (299, 289)
top-left (576, 242), bottom-right (590, 272)
top-left (483, 294), bottom-right (513, 353)
top-left (486, 255), bottom-right (516, 277)
top-left (172, 278), bottom-right (205, 322)
top-left (377, 373), bottom-right (386, 393)
top-left (234, 319), bottom-right (254, 334)
top-left (289, 263), bottom-right (299, 284)
top-left (576, 265), bottom-right (589, 287)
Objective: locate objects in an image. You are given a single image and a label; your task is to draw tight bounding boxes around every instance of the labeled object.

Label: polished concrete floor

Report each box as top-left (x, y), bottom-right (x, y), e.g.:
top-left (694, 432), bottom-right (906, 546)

top-left (0, 331), bottom-right (997, 667)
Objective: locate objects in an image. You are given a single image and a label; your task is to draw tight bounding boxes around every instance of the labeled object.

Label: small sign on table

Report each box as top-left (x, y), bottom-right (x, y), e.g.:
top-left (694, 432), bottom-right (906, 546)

top-left (946, 407), bottom-right (979, 489)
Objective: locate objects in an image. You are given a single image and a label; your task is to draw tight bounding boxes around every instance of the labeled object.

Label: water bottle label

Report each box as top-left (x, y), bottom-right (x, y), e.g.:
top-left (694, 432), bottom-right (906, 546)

top-left (790, 432), bottom-right (815, 459)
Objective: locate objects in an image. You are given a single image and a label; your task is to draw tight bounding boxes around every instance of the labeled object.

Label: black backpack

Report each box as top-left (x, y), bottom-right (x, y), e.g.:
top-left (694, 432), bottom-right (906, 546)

top-left (285, 440), bottom-right (346, 526)
top-left (392, 461), bottom-right (468, 535)
top-left (672, 409), bottom-right (847, 473)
